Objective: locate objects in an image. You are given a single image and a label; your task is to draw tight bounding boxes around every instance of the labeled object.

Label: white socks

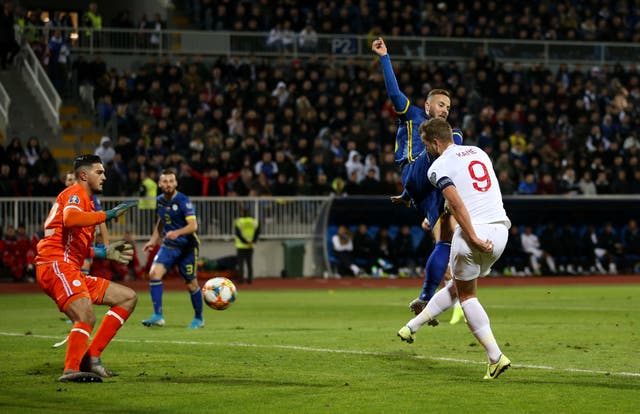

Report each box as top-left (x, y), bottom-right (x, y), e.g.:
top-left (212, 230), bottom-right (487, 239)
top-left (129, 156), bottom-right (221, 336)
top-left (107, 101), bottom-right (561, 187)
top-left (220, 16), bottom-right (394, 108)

top-left (407, 280), bottom-right (456, 332)
top-left (461, 297), bottom-right (502, 363)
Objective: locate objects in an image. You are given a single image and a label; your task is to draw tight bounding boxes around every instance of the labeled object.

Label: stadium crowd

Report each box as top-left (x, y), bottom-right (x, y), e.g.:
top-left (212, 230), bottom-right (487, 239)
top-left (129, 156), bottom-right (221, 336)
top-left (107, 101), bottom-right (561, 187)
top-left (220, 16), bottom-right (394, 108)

top-left (182, 0), bottom-right (640, 43)
top-left (2, 1), bottom-right (640, 280)
top-left (71, 50), bottom-right (640, 199)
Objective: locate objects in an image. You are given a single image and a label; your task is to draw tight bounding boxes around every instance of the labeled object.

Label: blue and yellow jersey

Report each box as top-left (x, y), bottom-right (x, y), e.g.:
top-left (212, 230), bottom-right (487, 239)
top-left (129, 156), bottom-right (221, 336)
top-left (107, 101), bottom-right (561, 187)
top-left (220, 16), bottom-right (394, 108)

top-left (379, 54), bottom-right (463, 165)
top-left (92, 195), bottom-right (103, 211)
top-left (156, 191), bottom-right (199, 248)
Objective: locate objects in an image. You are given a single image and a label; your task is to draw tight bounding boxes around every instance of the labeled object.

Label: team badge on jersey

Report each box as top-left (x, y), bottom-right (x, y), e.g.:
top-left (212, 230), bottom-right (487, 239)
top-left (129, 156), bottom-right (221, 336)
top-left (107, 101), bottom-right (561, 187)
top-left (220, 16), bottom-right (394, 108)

top-left (172, 204), bottom-right (179, 211)
top-left (68, 195), bottom-right (80, 204)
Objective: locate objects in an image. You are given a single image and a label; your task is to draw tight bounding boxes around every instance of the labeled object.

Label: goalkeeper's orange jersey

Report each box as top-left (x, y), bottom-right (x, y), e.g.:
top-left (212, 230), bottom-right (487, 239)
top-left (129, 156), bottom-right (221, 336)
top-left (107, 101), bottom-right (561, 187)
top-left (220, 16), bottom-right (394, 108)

top-left (35, 183), bottom-right (106, 268)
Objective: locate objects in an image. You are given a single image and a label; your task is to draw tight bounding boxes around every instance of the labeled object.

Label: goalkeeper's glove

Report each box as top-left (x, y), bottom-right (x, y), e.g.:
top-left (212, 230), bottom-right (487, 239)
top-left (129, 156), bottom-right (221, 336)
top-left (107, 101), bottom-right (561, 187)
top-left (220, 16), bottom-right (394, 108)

top-left (94, 240), bottom-right (134, 264)
top-left (105, 200), bottom-right (138, 221)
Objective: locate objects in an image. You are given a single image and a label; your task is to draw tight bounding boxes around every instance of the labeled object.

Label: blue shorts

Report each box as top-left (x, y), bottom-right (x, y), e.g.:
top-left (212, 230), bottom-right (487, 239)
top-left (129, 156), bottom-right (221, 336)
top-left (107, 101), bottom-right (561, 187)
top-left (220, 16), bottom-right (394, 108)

top-left (401, 154), bottom-right (444, 226)
top-left (153, 244), bottom-right (199, 281)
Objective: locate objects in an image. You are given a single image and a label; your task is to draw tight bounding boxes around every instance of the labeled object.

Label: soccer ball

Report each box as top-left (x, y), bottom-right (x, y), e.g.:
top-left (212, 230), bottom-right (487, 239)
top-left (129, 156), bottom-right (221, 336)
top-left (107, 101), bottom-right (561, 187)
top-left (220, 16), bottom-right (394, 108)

top-left (202, 277), bottom-right (237, 310)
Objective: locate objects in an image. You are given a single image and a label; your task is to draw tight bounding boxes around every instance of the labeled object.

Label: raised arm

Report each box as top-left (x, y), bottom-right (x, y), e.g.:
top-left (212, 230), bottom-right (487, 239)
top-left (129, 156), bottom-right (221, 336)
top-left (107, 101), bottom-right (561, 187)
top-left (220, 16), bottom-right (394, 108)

top-left (372, 37), bottom-right (410, 113)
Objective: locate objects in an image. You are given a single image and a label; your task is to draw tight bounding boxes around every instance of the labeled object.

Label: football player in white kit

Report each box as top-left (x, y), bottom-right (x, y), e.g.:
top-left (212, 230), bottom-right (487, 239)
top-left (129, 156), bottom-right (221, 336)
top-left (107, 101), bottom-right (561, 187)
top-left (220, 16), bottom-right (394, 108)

top-left (397, 118), bottom-right (512, 380)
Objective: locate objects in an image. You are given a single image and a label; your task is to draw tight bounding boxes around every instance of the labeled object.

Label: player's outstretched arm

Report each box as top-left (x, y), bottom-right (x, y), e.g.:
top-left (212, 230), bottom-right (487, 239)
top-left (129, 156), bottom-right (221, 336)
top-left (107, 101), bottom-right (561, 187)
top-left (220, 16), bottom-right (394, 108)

top-left (372, 36), bottom-right (410, 113)
top-left (105, 200), bottom-right (138, 221)
top-left (371, 36), bottom-right (388, 56)
top-left (390, 192), bottom-right (412, 207)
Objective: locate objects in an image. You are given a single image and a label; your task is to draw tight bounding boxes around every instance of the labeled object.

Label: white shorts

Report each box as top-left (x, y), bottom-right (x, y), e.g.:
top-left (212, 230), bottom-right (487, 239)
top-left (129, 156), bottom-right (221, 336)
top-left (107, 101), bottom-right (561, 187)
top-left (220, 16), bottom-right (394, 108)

top-left (524, 247), bottom-right (543, 258)
top-left (449, 222), bottom-right (509, 281)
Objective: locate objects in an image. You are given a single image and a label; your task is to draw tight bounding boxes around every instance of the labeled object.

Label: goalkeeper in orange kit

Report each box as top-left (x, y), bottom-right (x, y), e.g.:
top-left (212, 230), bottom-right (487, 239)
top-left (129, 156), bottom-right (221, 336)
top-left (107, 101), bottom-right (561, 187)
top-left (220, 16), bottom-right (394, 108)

top-left (35, 154), bottom-right (138, 382)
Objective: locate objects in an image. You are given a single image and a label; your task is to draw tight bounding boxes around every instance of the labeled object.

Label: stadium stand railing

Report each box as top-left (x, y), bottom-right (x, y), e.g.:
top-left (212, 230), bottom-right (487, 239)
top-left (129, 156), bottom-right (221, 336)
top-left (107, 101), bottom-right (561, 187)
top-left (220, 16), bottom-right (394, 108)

top-left (16, 34), bottom-right (61, 132)
top-left (0, 196), bottom-right (332, 241)
top-left (32, 27), bottom-right (640, 66)
top-left (0, 81), bottom-right (9, 140)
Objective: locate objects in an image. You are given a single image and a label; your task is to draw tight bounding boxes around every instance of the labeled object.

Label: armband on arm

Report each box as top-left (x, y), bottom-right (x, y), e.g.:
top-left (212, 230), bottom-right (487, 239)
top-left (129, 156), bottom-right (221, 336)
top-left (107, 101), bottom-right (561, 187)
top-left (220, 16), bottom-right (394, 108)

top-left (435, 176), bottom-right (455, 191)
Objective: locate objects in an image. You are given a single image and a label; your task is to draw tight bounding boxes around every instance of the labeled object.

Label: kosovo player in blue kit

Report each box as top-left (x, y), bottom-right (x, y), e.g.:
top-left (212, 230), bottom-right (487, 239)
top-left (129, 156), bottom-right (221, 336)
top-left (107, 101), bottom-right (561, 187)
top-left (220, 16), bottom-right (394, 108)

top-left (373, 37), bottom-right (465, 323)
top-left (142, 168), bottom-right (204, 329)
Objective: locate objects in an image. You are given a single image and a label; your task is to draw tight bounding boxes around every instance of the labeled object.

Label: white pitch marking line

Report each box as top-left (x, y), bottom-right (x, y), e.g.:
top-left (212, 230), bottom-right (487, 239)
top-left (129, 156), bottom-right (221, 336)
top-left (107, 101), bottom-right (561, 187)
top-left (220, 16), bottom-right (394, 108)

top-left (1, 331), bottom-right (639, 378)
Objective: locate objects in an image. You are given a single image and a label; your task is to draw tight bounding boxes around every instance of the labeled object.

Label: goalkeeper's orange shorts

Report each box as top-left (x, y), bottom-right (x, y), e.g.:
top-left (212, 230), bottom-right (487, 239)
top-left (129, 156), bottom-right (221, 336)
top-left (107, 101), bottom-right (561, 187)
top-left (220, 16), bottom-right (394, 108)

top-left (36, 261), bottom-right (110, 312)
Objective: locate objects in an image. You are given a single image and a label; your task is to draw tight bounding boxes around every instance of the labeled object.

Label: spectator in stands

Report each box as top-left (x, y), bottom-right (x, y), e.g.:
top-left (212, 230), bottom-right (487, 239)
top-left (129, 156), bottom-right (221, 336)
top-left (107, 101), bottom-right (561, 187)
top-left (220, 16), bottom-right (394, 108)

top-left (331, 225), bottom-right (363, 277)
top-left (12, 165), bottom-right (31, 196)
top-left (97, 94), bottom-right (114, 125)
top-left (1, 226), bottom-right (29, 281)
top-left (393, 225), bottom-right (416, 276)
top-left (95, 136), bottom-right (115, 164)
top-left (375, 227), bottom-right (395, 272)
top-left (148, 13), bottom-right (166, 48)
top-left (311, 173), bottom-right (332, 196)
top-left (23, 137), bottom-right (40, 166)
top-left (537, 173), bottom-right (557, 195)
top-left (298, 22), bottom-right (318, 52)
top-left (254, 151), bottom-right (278, 182)
top-left (271, 81), bottom-right (290, 107)
top-left (594, 171), bottom-right (610, 194)
top-left (497, 170), bottom-right (516, 195)
top-left (32, 173), bottom-right (57, 196)
top-left (611, 170), bottom-right (631, 194)
top-left (578, 170), bottom-right (597, 195)
top-left (281, 20), bottom-right (295, 52)
top-left (345, 150), bottom-right (364, 183)
top-left (517, 173), bottom-right (537, 195)
top-left (597, 222), bottom-right (622, 274)
top-left (559, 168), bottom-right (581, 195)
top-left (622, 219), bottom-right (640, 272)
top-left (6, 137), bottom-right (23, 165)
top-left (353, 224), bottom-right (378, 274)
top-left (266, 23), bottom-right (284, 51)
top-left (0, 1), bottom-right (20, 71)
top-left (582, 225), bottom-right (608, 274)
top-left (270, 172), bottom-right (295, 196)
top-left (521, 225), bottom-right (558, 275)
top-left (82, 2), bottom-right (102, 41)
top-left (359, 168), bottom-right (383, 195)
top-left (556, 224), bottom-right (580, 274)
top-left (497, 226), bottom-right (530, 275)
top-left (0, 164), bottom-right (12, 196)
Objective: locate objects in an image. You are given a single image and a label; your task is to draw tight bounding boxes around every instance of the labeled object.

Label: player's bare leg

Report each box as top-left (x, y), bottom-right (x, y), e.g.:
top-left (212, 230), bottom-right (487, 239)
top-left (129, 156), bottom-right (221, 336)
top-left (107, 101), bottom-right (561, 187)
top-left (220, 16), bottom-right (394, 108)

top-left (409, 214), bottom-right (459, 327)
top-left (437, 214), bottom-right (465, 325)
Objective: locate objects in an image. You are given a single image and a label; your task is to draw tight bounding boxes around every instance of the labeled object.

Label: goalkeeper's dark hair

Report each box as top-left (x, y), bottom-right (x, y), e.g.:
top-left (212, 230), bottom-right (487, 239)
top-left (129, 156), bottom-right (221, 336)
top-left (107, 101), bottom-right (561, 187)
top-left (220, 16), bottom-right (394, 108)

top-left (73, 154), bottom-right (103, 174)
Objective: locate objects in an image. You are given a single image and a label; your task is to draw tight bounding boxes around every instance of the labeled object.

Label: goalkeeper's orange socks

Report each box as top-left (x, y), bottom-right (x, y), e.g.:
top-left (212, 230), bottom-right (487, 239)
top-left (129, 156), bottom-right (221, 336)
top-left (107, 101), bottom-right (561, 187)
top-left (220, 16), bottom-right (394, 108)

top-left (64, 321), bottom-right (93, 372)
top-left (87, 307), bottom-right (131, 358)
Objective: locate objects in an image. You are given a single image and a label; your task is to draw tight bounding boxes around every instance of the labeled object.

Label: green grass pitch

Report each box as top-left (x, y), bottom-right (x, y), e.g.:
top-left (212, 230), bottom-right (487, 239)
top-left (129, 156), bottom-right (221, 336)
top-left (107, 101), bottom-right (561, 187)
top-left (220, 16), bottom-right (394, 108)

top-left (0, 284), bottom-right (638, 413)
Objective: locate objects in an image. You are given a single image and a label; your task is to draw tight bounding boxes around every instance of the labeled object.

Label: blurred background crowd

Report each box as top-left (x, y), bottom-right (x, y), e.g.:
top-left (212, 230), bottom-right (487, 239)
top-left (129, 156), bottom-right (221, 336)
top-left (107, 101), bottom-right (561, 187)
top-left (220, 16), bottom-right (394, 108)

top-left (1, 0), bottom-right (639, 280)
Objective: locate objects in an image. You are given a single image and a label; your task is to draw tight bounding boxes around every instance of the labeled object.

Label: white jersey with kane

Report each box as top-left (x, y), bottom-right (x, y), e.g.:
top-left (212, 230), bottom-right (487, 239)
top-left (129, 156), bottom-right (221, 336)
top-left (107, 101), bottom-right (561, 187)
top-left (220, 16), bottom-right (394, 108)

top-left (428, 144), bottom-right (510, 227)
